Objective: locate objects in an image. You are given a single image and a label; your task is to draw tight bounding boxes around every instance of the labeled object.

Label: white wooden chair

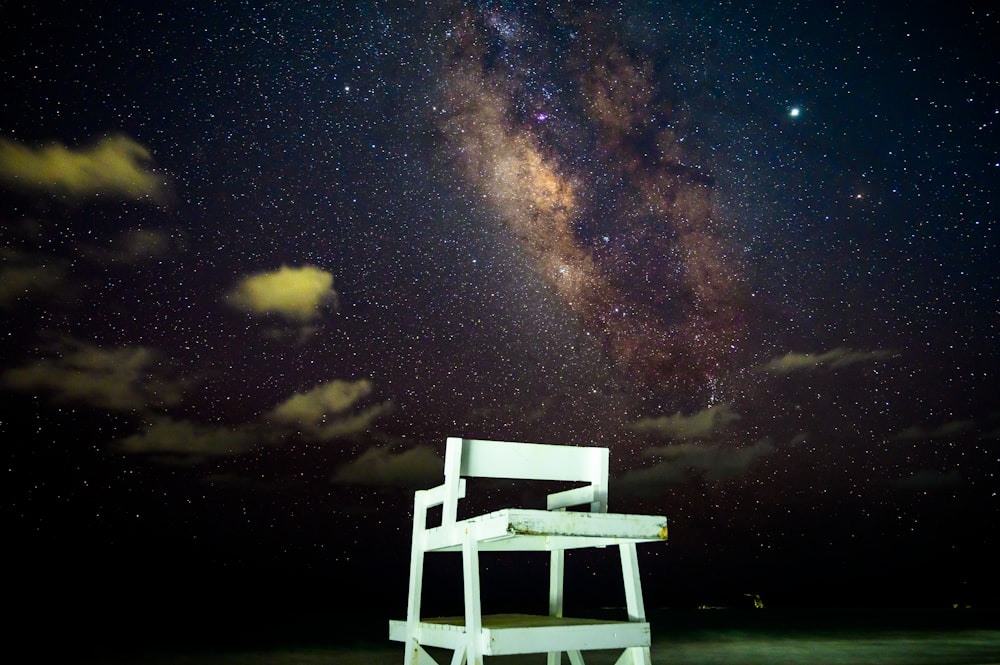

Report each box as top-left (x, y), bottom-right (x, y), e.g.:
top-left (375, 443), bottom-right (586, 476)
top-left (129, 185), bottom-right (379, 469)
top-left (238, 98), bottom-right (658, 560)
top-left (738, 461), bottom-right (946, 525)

top-left (388, 437), bottom-right (668, 665)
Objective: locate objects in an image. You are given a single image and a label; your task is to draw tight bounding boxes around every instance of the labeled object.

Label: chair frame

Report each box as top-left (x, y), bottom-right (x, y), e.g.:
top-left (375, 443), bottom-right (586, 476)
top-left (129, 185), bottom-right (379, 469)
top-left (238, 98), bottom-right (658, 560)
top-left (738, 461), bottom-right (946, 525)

top-left (388, 437), bottom-right (667, 664)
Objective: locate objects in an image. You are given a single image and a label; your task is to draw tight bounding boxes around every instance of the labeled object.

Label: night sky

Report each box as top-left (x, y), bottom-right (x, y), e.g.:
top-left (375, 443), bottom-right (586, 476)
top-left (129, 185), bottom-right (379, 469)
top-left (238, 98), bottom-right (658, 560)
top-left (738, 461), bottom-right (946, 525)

top-left (3, 0), bottom-right (998, 644)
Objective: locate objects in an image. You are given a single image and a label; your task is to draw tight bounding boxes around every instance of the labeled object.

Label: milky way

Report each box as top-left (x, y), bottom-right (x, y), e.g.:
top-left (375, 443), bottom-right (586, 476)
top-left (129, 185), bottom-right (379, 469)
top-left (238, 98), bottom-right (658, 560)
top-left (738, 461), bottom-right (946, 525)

top-left (436, 7), bottom-right (747, 396)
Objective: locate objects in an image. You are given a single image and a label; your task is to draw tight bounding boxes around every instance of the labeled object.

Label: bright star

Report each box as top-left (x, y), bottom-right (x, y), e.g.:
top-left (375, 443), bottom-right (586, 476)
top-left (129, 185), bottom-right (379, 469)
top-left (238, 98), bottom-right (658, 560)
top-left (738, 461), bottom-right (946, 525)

top-left (789, 106), bottom-right (801, 118)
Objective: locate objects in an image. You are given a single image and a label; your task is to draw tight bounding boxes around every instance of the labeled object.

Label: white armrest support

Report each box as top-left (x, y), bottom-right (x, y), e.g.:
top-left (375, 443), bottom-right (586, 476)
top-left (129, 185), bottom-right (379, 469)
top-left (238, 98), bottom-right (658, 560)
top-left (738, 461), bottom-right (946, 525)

top-left (420, 479), bottom-right (467, 509)
top-left (547, 484), bottom-right (603, 512)
top-left (414, 479), bottom-right (467, 531)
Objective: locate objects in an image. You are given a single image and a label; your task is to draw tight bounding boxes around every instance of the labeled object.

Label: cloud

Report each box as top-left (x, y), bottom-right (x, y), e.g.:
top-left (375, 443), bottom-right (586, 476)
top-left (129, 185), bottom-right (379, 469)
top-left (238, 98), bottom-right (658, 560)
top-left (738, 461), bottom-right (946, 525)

top-left (116, 417), bottom-right (257, 460)
top-left (1, 338), bottom-right (184, 412)
top-left (619, 438), bottom-right (775, 495)
top-left (267, 379), bottom-right (393, 441)
top-left (0, 258), bottom-right (65, 305)
top-left (892, 420), bottom-right (976, 441)
top-left (332, 445), bottom-right (443, 488)
top-left (308, 402), bottom-right (394, 440)
top-left (107, 377), bottom-right (392, 463)
top-left (227, 265), bottom-right (338, 322)
top-left (79, 228), bottom-right (177, 265)
top-left (269, 379), bottom-right (372, 426)
top-left (789, 432), bottom-right (810, 447)
top-left (756, 347), bottom-right (895, 373)
top-left (890, 469), bottom-right (963, 490)
top-left (630, 403), bottom-right (740, 439)
top-left (0, 134), bottom-right (167, 200)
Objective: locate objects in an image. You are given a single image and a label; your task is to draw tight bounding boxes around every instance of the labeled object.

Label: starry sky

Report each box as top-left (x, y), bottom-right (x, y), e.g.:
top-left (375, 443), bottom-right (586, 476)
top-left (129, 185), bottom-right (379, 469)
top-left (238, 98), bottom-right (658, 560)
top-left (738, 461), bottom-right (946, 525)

top-left (2, 0), bottom-right (998, 638)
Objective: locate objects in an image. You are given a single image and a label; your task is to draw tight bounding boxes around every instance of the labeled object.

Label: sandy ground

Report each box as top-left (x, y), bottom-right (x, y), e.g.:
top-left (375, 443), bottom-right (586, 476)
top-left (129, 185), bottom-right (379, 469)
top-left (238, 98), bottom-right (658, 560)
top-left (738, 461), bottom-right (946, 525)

top-left (84, 633), bottom-right (1000, 665)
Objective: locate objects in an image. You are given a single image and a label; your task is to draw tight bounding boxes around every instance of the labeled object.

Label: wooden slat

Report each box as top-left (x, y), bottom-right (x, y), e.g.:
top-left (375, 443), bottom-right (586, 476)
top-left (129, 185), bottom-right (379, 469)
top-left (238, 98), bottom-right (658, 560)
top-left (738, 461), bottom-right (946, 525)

top-left (452, 437), bottom-right (608, 483)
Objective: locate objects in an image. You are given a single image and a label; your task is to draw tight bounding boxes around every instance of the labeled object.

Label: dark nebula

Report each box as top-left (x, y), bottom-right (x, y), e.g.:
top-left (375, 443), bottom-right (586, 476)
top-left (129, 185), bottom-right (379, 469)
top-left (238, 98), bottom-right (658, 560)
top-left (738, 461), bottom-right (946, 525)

top-left (437, 6), bottom-right (748, 395)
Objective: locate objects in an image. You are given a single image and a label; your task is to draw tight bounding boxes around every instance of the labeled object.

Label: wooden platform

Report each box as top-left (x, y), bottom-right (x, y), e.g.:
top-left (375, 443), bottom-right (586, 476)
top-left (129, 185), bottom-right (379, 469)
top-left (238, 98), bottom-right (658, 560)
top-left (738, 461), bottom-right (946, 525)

top-left (389, 613), bottom-right (651, 656)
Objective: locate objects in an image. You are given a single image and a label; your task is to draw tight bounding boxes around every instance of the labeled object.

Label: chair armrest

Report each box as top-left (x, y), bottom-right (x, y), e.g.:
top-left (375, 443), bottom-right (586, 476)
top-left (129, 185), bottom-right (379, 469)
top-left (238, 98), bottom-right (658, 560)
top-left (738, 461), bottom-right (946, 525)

top-left (413, 479), bottom-right (467, 532)
top-left (419, 479), bottom-right (467, 509)
top-left (547, 484), bottom-right (602, 511)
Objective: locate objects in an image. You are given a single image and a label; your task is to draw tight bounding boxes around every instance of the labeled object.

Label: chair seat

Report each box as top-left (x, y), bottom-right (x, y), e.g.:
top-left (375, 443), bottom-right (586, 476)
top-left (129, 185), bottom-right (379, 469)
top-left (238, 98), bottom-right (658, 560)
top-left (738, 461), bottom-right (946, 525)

top-left (424, 508), bottom-right (668, 552)
top-left (389, 613), bottom-right (651, 655)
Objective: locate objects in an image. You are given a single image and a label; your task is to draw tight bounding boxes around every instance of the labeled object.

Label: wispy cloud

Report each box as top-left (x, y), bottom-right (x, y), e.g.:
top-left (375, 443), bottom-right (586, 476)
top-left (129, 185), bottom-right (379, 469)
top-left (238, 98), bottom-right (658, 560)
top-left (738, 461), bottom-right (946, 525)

top-left (1, 337), bottom-right (185, 412)
top-left (890, 469), bottom-right (963, 490)
top-left (0, 134), bottom-right (167, 201)
top-left (116, 416), bottom-right (258, 461)
top-left (108, 378), bottom-right (393, 464)
top-left (265, 378), bottom-right (392, 440)
top-left (79, 228), bottom-right (178, 265)
top-left (756, 347), bottom-right (895, 373)
top-left (0, 252), bottom-right (65, 305)
top-left (307, 402), bottom-right (394, 441)
top-left (269, 379), bottom-right (373, 426)
top-left (227, 265), bottom-right (338, 322)
top-left (619, 438), bottom-right (775, 495)
top-left (630, 403), bottom-right (740, 439)
top-left (892, 420), bottom-right (976, 441)
top-left (332, 445), bottom-right (442, 488)
top-left (2, 342), bottom-right (392, 462)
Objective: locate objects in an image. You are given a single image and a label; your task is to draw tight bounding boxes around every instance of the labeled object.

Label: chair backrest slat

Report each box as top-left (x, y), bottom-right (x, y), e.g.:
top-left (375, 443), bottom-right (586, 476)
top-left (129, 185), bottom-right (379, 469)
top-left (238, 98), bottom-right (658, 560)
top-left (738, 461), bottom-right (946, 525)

top-left (447, 437), bottom-right (608, 483)
top-left (439, 437), bottom-right (610, 525)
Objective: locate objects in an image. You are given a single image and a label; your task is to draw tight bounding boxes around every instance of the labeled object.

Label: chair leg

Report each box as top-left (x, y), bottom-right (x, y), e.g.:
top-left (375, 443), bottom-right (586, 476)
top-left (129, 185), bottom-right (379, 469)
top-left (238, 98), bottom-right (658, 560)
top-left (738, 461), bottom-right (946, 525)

top-left (619, 542), bottom-right (646, 622)
top-left (549, 649), bottom-right (586, 664)
top-left (612, 647), bottom-right (651, 665)
top-left (405, 496), bottom-right (429, 665)
top-left (619, 543), bottom-right (652, 664)
top-left (409, 643), bottom-right (443, 665)
top-left (462, 528), bottom-right (483, 665)
top-left (449, 646), bottom-right (467, 665)
top-left (549, 548), bottom-right (565, 617)
top-left (404, 550), bottom-right (425, 665)
top-left (547, 548), bottom-right (566, 665)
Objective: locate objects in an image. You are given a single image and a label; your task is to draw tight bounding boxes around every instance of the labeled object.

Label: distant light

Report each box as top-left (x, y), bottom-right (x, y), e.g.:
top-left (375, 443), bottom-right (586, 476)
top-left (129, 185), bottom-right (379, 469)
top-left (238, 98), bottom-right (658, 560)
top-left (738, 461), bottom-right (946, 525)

top-left (789, 107), bottom-right (801, 118)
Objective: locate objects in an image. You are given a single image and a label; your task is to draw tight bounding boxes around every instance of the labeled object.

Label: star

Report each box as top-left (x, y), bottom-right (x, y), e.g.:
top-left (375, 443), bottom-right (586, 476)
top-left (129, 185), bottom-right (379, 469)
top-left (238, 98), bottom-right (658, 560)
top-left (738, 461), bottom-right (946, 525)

top-left (789, 106), bottom-right (801, 118)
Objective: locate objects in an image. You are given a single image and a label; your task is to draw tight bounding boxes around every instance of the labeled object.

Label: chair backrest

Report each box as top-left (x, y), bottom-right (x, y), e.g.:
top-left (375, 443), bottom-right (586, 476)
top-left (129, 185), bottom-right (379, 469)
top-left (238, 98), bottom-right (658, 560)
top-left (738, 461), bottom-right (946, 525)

top-left (441, 437), bottom-right (609, 524)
